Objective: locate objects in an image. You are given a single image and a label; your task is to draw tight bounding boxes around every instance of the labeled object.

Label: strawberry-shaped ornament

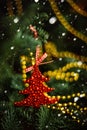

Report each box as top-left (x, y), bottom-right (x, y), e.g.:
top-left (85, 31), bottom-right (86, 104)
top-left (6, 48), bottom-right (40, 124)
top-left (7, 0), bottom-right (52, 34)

top-left (14, 45), bottom-right (58, 107)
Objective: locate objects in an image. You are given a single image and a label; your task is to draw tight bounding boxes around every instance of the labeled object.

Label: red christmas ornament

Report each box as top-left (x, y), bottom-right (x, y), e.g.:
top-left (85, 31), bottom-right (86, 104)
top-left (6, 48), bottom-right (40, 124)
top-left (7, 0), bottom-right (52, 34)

top-left (14, 46), bottom-right (58, 107)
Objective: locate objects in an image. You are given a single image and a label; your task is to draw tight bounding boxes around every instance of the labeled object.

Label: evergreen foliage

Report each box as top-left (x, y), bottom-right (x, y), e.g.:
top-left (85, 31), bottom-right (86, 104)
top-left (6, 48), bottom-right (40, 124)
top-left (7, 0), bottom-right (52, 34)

top-left (0, 0), bottom-right (87, 130)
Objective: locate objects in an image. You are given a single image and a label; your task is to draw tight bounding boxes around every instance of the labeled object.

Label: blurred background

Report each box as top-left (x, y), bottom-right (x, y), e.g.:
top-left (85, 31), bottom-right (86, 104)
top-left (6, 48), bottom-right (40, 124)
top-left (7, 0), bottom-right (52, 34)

top-left (0, 0), bottom-right (87, 130)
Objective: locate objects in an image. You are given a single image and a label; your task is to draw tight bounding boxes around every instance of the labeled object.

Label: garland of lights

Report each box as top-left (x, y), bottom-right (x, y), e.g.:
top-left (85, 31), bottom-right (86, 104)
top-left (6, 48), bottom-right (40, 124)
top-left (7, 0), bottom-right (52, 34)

top-left (45, 43), bottom-right (87, 82)
top-left (45, 41), bottom-right (87, 62)
top-left (46, 101), bottom-right (87, 123)
top-left (20, 52), bottom-right (35, 86)
top-left (14, 0), bottom-right (23, 15)
top-left (66, 0), bottom-right (87, 17)
top-left (48, 0), bottom-right (87, 43)
top-left (46, 92), bottom-right (87, 123)
top-left (6, 0), bottom-right (23, 16)
top-left (7, 0), bottom-right (14, 16)
top-left (44, 61), bottom-right (87, 82)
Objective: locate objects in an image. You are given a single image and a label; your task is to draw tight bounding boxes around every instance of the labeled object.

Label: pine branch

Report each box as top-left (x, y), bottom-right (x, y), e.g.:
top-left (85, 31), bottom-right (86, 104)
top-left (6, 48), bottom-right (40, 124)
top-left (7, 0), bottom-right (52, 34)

top-left (37, 106), bottom-right (50, 130)
top-left (1, 106), bottom-right (22, 130)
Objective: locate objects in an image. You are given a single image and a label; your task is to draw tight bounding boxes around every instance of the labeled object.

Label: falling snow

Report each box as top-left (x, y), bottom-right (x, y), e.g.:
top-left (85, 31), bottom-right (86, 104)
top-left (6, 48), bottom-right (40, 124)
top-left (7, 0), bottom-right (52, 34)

top-left (59, 58), bottom-right (63, 61)
top-left (10, 46), bottom-right (15, 50)
top-left (34, 0), bottom-right (39, 3)
top-left (58, 113), bottom-right (61, 117)
top-left (61, 0), bottom-right (65, 3)
top-left (81, 46), bottom-right (85, 48)
top-left (62, 32), bottom-right (66, 36)
top-left (77, 69), bottom-right (81, 73)
top-left (9, 23), bottom-right (12, 26)
top-left (73, 37), bottom-right (77, 41)
top-left (22, 35), bottom-right (24, 38)
top-left (17, 29), bottom-right (20, 32)
top-left (13, 17), bottom-right (19, 23)
top-left (77, 61), bottom-right (83, 66)
top-left (2, 33), bottom-right (5, 37)
top-left (74, 97), bottom-right (79, 102)
top-left (45, 125), bottom-right (49, 128)
top-left (49, 17), bottom-right (57, 24)
top-left (4, 90), bottom-right (8, 94)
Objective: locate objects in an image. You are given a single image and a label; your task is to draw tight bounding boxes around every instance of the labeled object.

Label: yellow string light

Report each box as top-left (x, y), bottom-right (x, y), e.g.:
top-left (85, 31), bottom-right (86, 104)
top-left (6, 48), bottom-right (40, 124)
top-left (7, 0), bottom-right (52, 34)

top-left (45, 42), bottom-right (87, 62)
top-left (44, 61), bottom-right (87, 82)
top-left (46, 98), bottom-right (87, 123)
top-left (44, 92), bottom-right (87, 106)
top-left (44, 42), bottom-right (87, 82)
top-left (57, 92), bottom-right (86, 100)
top-left (6, 0), bottom-right (23, 16)
top-left (66, 0), bottom-right (87, 17)
top-left (7, 0), bottom-right (14, 16)
top-left (48, 0), bottom-right (87, 43)
top-left (14, 0), bottom-right (23, 15)
top-left (20, 56), bottom-right (27, 83)
top-left (20, 50), bottom-right (35, 87)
